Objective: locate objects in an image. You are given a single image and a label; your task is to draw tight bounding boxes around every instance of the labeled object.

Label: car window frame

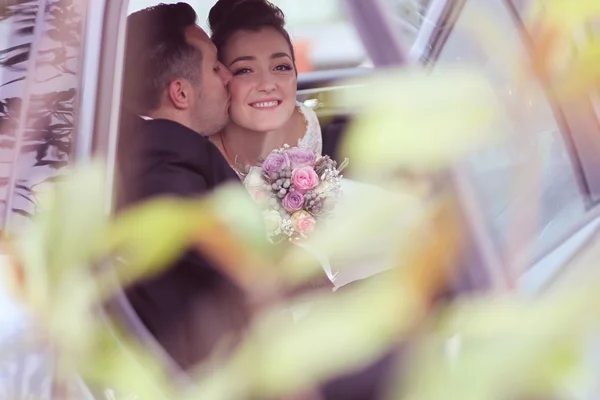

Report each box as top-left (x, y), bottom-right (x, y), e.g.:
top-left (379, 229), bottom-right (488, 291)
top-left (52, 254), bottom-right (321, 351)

top-left (344, 0), bottom-right (504, 292)
top-left (434, 0), bottom-right (600, 292)
top-left (503, 0), bottom-right (600, 292)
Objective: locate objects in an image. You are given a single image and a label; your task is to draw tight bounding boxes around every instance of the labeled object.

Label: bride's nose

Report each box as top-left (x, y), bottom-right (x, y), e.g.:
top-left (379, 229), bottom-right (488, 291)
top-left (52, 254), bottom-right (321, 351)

top-left (256, 72), bottom-right (277, 93)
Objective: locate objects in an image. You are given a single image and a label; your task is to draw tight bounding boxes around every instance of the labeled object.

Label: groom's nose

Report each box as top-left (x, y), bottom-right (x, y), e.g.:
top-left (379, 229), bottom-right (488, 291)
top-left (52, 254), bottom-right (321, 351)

top-left (217, 62), bottom-right (232, 86)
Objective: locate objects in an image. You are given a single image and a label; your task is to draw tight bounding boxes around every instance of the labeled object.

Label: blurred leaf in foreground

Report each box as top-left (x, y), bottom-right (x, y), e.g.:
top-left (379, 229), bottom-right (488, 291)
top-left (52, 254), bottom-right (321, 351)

top-left (528, 0), bottom-right (600, 32)
top-left (78, 325), bottom-right (177, 400)
top-left (331, 69), bottom-right (501, 177)
top-left (524, 1), bottom-right (600, 100)
top-left (185, 194), bottom-right (463, 400)
top-left (553, 39), bottom-right (600, 99)
top-left (96, 184), bottom-right (277, 301)
top-left (9, 161), bottom-right (107, 355)
top-left (398, 286), bottom-right (600, 400)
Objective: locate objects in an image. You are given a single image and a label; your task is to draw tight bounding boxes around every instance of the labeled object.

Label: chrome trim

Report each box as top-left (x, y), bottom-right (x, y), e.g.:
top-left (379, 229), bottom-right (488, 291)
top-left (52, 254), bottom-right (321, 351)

top-left (421, 0), bottom-right (467, 66)
top-left (520, 215), bottom-right (600, 295)
top-left (297, 67), bottom-right (371, 90)
top-left (4, 0), bottom-right (49, 231)
top-left (74, 0), bottom-right (107, 162)
top-left (408, 0), bottom-right (449, 62)
top-left (298, 83), bottom-right (365, 96)
top-left (92, 0), bottom-right (128, 213)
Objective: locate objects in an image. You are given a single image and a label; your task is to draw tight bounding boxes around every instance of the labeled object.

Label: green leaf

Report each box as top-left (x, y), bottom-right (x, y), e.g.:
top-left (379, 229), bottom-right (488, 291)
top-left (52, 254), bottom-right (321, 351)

top-left (397, 288), bottom-right (600, 400)
top-left (207, 183), bottom-right (269, 257)
top-left (554, 40), bottom-right (600, 98)
top-left (189, 276), bottom-right (418, 400)
top-left (96, 197), bottom-right (208, 291)
top-left (331, 69), bottom-right (501, 175)
top-left (283, 181), bottom-right (425, 284)
top-left (78, 327), bottom-right (177, 400)
top-left (34, 161), bottom-right (106, 281)
top-left (11, 162), bottom-right (106, 312)
top-left (529, 0), bottom-right (600, 31)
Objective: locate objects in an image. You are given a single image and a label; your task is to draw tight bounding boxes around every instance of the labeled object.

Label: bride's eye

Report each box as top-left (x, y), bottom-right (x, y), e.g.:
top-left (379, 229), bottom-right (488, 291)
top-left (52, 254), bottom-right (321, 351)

top-left (233, 67), bottom-right (252, 76)
top-left (274, 64), bottom-right (293, 72)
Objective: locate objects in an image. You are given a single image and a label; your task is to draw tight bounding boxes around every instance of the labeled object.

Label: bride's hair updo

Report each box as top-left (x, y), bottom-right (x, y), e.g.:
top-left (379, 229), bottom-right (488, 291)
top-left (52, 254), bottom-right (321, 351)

top-left (208, 0), bottom-right (296, 64)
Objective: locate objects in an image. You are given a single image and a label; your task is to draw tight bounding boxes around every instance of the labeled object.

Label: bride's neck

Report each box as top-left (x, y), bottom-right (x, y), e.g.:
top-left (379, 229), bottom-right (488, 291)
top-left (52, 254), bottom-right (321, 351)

top-left (220, 124), bottom-right (278, 166)
top-left (219, 109), bottom-right (305, 166)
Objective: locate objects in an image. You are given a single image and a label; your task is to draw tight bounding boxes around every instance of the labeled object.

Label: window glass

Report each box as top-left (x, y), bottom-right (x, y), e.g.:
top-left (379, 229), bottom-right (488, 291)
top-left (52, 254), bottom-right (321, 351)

top-left (0, 0), bottom-right (88, 395)
top-left (1, 0), bottom-right (85, 233)
top-left (435, 0), bottom-right (587, 258)
top-left (127, 0), bottom-right (371, 72)
top-left (127, 0), bottom-right (443, 72)
top-left (379, 0), bottom-right (436, 49)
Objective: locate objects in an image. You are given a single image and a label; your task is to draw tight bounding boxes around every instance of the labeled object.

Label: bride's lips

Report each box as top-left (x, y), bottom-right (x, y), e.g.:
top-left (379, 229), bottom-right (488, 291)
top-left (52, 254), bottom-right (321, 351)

top-left (249, 98), bottom-right (282, 110)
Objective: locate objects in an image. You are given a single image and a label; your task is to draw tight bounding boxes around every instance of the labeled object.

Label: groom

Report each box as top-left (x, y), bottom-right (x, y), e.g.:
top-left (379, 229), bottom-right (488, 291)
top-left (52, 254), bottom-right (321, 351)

top-left (116, 3), bottom-right (394, 398)
top-left (116, 3), bottom-right (249, 370)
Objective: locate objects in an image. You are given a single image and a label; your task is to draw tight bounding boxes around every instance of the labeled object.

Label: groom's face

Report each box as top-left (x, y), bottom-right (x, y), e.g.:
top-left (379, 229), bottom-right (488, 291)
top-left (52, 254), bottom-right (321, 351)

top-left (185, 26), bottom-right (232, 136)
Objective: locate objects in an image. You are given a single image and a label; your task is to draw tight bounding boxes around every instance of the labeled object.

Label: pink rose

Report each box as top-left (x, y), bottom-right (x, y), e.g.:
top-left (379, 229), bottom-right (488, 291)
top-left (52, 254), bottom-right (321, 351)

top-left (291, 210), bottom-right (316, 236)
top-left (291, 166), bottom-right (319, 192)
top-left (262, 152), bottom-right (289, 174)
top-left (282, 191), bottom-right (304, 213)
top-left (286, 147), bottom-right (316, 169)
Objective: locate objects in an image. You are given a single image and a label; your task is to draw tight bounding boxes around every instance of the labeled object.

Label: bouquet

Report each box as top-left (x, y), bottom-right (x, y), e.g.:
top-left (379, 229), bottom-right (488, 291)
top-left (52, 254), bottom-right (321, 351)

top-left (243, 145), bottom-right (348, 243)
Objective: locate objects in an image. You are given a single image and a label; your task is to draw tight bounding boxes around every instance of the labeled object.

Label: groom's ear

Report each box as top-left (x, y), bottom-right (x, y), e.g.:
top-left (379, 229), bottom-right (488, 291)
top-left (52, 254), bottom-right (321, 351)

top-left (166, 79), bottom-right (192, 110)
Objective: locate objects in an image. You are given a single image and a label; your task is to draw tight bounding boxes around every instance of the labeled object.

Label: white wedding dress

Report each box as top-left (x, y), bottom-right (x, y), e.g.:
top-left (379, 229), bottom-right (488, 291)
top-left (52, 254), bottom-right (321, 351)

top-left (273, 102), bottom-right (419, 289)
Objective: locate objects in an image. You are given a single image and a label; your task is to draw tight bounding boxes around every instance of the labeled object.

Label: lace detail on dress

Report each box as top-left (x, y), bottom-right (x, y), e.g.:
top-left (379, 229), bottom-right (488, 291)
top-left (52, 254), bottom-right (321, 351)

top-left (296, 101), bottom-right (322, 156)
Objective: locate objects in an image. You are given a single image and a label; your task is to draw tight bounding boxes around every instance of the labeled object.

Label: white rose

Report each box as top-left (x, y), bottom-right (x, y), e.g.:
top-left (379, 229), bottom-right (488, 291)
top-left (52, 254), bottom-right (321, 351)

top-left (314, 180), bottom-right (331, 195)
top-left (264, 210), bottom-right (282, 236)
top-left (244, 166), bottom-right (264, 189)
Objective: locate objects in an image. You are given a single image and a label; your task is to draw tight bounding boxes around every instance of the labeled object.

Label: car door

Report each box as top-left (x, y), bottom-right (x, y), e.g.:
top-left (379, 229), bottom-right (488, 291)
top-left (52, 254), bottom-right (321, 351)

top-left (0, 0), bottom-right (101, 397)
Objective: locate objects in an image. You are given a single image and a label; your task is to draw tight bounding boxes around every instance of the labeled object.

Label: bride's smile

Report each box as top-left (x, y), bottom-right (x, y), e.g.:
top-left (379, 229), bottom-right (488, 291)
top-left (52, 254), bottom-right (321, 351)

top-left (249, 98), bottom-right (282, 109)
top-left (222, 27), bottom-right (297, 132)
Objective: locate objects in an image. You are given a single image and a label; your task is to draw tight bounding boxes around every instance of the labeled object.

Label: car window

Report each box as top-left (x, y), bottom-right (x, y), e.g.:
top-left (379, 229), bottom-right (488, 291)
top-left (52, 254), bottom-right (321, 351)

top-left (127, 0), bottom-right (443, 73)
top-left (0, 0), bottom-right (89, 393)
top-left (0, 1), bottom-right (87, 234)
top-left (434, 0), bottom-right (587, 260)
top-left (127, 0), bottom-right (371, 72)
top-left (379, 0), bottom-right (436, 49)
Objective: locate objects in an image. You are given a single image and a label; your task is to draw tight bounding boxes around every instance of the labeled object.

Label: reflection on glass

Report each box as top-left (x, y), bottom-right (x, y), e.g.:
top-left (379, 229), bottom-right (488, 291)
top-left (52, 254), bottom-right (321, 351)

top-left (0, 0), bottom-right (86, 397)
top-left (128, 0), bottom-right (372, 72)
top-left (436, 0), bottom-right (587, 259)
top-left (129, 0), bottom-right (437, 72)
top-left (1, 0), bottom-right (83, 233)
top-left (380, 0), bottom-right (435, 49)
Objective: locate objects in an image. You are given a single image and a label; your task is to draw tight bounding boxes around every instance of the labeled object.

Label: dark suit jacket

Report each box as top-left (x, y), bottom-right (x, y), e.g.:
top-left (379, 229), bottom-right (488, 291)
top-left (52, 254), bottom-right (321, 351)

top-left (115, 113), bottom-right (250, 370)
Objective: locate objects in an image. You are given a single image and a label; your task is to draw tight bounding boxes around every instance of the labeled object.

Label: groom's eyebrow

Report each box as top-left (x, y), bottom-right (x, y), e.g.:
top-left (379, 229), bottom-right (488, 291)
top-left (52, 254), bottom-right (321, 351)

top-left (229, 52), bottom-right (292, 66)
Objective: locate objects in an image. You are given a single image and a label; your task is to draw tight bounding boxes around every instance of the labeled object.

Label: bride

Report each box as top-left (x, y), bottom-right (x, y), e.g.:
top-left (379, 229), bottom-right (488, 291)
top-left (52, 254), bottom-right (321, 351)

top-left (208, 0), bottom-right (321, 167)
top-left (208, 0), bottom-right (406, 289)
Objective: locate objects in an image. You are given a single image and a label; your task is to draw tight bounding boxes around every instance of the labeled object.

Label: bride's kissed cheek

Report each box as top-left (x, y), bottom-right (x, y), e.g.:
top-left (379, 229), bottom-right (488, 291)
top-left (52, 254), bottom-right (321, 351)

top-left (223, 27), bottom-right (297, 133)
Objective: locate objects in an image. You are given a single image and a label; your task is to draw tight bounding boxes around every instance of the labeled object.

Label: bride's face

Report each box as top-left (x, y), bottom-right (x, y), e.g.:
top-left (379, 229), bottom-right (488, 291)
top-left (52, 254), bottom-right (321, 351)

top-left (221, 27), bottom-right (297, 132)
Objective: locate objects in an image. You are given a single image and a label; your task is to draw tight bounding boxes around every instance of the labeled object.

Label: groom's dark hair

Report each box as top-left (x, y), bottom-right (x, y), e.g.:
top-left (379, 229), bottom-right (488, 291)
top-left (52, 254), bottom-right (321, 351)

top-left (122, 3), bottom-right (203, 114)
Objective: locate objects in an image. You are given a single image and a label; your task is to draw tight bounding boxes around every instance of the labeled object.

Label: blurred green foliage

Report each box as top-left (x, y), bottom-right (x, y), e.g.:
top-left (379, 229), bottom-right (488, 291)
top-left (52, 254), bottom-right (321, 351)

top-left (3, 1), bottom-right (600, 399)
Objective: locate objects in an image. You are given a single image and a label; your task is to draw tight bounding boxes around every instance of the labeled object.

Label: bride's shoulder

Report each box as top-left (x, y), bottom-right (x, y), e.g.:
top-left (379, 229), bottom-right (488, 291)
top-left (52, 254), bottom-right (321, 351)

top-left (296, 101), bottom-right (322, 154)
